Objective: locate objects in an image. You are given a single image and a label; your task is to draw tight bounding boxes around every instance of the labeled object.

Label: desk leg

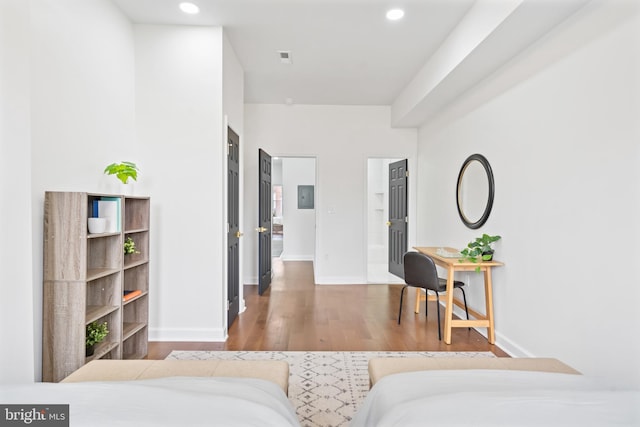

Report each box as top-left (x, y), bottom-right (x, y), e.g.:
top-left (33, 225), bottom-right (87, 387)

top-left (484, 267), bottom-right (495, 344)
top-left (414, 288), bottom-right (421, 314)
top-left (444, 267), bottom-right (455, 344)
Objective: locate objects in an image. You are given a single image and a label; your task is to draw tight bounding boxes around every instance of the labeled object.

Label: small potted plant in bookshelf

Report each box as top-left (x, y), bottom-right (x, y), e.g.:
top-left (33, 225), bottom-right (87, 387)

top-left (124, 236), bottom-right (140, 256)
top-left (460, 234), bottom-right (501, 271)
top-left (86, 321), bottom-right (109, 357)
top-left (104, 161), bottom-right (139, 184)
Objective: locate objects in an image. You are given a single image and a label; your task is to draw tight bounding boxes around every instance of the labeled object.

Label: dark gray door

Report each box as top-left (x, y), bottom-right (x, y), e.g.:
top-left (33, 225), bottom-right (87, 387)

top-left (227, 127), bottom-right (240, 327)
top-left (258, 149), bottom-right (272, 295)
top-left (388, 159), bottom-right (408, 279)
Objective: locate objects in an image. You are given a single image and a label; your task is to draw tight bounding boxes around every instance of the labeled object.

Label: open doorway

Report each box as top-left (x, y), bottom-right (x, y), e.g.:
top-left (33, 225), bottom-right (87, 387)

top-left (367, 158), bottom-right (405, 284)
top-left (272, 183), bottom-right (283, 257)
top-left (271, 157), bottom-right (316, 262)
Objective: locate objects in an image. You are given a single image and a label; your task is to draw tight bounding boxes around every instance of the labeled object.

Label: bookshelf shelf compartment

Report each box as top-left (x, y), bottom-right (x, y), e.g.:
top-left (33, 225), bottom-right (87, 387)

top-left (125, 228), bottom-right (149, 234)
top-left (87, 234), bottom-right (121, 273)
top-left (124, 263), bottom-right (149, 291)
top-left (43, 192), bottom-right (150, 382)
top-left (123, 230), bottom-right (149, 268)
top-left (85, 305), bottom-right (119, 324)
top-left (123, 322), bottom-right (147, 341)
top-left (123, 290), bottom-right (148, 306)
top-left (86, 341), bottom-right (119, 363)
top-left (124, 197), bottom-right (150, 231)
top-left (87, 232), bottom-right (120, 239)
top-left (86, 268), bottom-right (120, 282)
top-left (124, 259), bottom-right (148, 271)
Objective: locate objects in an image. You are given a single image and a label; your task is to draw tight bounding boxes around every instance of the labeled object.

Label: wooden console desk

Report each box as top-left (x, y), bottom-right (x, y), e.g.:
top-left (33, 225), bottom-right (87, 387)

top-left (413, 247), bottom-right (504, 345)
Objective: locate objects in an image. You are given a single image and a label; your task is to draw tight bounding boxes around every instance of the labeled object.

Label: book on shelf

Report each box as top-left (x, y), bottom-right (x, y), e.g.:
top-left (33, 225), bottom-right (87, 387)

top-left (98, 197), bottom-right (121, 233)
top-left (123, 290), bottom-right (142, 301)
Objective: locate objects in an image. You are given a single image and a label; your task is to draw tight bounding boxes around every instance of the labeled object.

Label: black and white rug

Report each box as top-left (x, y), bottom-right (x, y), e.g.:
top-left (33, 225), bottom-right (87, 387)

top-left (167, 350), bottom-right (496, 427)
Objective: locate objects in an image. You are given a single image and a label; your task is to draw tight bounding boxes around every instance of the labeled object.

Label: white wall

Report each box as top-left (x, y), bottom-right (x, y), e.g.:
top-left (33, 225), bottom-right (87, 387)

top-left (243, 105), bottom-right (417, 284)
top-left (223, 32), bottom-right (246, 318)
top-left (30, 0), bottom-right (137, 194)
top-left (0, 0), bottom-right (34, 383)
top-left (281, 158), bottom-right (316, 260)
top-left (135, 25), bottom-right (226, 341)
top-left (28, 0), bottom-right (136, 381)
top-left (223, 34), bottom-right (244, 136)
top-left (416, 2), bottom-right (640, 388)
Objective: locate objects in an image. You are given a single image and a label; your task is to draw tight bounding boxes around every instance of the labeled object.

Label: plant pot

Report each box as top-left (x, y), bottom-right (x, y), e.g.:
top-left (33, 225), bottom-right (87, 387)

top-left (86, 345), bottom-right (95, 357)
top-left (482, 250), bottom-right (494, 261)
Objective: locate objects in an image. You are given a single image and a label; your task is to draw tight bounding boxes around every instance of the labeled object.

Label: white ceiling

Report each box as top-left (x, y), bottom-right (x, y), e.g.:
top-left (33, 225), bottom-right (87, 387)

top-left (111, 0), bottom-right (475, 105)
top-left (111, 0), bottom-right (589, 115)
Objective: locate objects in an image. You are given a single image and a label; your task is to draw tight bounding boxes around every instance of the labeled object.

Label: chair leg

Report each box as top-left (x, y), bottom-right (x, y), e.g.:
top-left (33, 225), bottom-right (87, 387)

top-left (459, 287), bottom-right (470, 330)
top-left (398, 285), bottom-right (408, 324)
top-left (424, 291), bottom-right (428, 318)
top-left (434, 291), bottom-right (442, 341)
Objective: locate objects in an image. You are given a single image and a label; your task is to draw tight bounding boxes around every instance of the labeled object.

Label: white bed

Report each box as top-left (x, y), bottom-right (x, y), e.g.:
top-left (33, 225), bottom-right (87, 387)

top-left (1, 376), bottom-right (300, 426)
top-left (351, 369), bottom-right (639, 427)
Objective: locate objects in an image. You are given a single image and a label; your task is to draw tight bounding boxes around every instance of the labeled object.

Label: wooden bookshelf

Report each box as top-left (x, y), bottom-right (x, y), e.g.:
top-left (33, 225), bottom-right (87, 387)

top-left (42, 192), bottom-right (150, 382)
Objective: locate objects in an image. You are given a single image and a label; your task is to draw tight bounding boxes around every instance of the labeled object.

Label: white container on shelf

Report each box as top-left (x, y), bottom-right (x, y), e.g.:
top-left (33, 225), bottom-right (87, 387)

top-left (87, 217), bottom-right (107, 234)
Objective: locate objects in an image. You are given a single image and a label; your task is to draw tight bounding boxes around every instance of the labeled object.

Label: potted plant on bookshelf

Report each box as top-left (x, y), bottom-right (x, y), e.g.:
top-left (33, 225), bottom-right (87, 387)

top-left (104, 161), bottom-right (139, 184)
top-left (124, 236), bottom-right (140, 256)
top-left (86, 321), bottom-right (109, 357)
top-left (460, 233), bottom-right (502, 271)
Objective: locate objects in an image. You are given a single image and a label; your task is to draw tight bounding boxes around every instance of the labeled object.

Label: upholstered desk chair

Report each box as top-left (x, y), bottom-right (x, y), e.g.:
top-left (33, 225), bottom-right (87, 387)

top-left (398, 251), bottom-right (469, 340)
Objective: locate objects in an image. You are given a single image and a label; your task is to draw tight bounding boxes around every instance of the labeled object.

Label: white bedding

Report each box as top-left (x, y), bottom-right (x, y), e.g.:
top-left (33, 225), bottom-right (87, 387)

top-left (351, 369), bottom-right (639, 427)
top-left (1, 376), bottom-right (300, 426)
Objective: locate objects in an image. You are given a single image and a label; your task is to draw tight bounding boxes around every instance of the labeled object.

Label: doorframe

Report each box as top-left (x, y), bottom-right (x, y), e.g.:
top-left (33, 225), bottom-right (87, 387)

top-left (364, 156), bottom-right (416, 284)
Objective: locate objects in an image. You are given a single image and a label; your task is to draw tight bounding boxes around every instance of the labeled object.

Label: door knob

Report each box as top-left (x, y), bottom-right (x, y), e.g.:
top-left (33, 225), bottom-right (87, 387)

top-left (236, 231), bottom-right (244, 238)
top-left (255, 227), bottom-right (267, 233)
top-left (386, 221), bottom-right (391, 227)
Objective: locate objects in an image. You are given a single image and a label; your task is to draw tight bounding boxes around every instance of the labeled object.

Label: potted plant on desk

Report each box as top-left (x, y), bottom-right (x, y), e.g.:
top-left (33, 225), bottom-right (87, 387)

top-left (460, 234), bottom-right (501, 271)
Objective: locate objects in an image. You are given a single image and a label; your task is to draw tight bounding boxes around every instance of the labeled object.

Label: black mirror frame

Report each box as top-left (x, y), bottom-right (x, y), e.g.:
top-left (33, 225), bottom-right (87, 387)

top-left (456, 153), bottom-right (495, 230)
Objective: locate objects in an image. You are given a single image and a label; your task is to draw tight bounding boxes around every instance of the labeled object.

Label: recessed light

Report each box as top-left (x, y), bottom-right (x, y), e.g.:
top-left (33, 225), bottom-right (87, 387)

top-left (386, 8), bottom-right (404, 21)
top-left (179, 2), bottom-right (200, 14)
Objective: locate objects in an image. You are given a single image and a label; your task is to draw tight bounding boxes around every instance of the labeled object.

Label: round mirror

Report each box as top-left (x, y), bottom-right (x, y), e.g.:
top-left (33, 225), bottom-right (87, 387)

top-left (456, 154), bottom-right (494, 229)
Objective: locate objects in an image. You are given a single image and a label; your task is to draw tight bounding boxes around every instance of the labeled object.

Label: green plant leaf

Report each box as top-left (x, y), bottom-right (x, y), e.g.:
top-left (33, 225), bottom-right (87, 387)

top-left (104, 161), bottom-right (139, 184)
top-left (459, 234), bottom-right (501, 268)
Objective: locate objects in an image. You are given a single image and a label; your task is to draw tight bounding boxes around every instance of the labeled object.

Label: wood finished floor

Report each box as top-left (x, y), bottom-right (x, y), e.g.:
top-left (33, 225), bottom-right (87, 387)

top-left (148, 259), bottom-right (509, 359)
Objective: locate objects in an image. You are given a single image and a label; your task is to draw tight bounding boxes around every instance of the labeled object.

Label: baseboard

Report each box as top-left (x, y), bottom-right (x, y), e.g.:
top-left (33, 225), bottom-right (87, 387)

top-left (149, 327), bottom-right (226, 342)
top-left (280, 254), bottom-right (314, 261)
top-left (493, 332), bottom-right (532, 358)
top-left (367, 277), bottom-right (405, 284)
top-left (314, 276), bottom-right (367, 285)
